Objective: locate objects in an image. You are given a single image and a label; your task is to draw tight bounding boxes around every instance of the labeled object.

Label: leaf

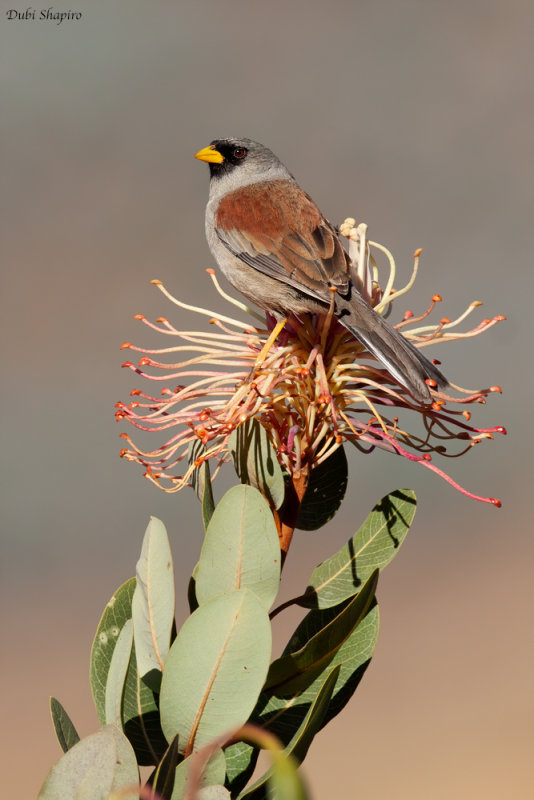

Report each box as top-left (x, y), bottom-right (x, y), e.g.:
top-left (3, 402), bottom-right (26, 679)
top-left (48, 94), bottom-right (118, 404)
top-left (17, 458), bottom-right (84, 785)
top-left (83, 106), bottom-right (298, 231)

top-left (122, 640), bottom-right (169, 765)
top-left (132, 516), bottom-right (175, 691)
top-left (267, 753), bottom-right (308, 800)
top-left (239, 666), bottom-right (339, 799)
top-left (147, 735), bottom-right (181, 800)
top-left (90, 577), bottom-right (167, 766)
top-left (277, 665), bottom-right (339, 762)
top-left (105, 619), bottom-right (133, 727)
top-left (296, 446), bottom-right (348, 530)
top-left (229, 419), bottom-right (285, 510)
top-left (90, 577), bottom-right (137, 724)
top-left (265, 570), bottom-right (378, 696)
top-left (171, 748), bottom-right (226, 800)
top-left (38, 731), bottom-right (116, 800)
top-left (101, 723), bottom-right (140, 793)
top-left (160, 589), bottom-right (272, 754)
top-left (250, 602), bottom-right (379, 755)
top-left (195, 485), bottom-right (281, 610)
top-left (197, 787), bottom-right (231, 800)
top-left (224, 741), bottom-right (259, 798)
top-left (37, 726), bottom-right (138, 800)
top-left (300, 488), bottom-right (416, 608)
top-left (190, 440), bottom-right (216, 531)
top-left (228, 602), bottom-right (372, 797)
top-left (49, 698), bottom-right (80, 753)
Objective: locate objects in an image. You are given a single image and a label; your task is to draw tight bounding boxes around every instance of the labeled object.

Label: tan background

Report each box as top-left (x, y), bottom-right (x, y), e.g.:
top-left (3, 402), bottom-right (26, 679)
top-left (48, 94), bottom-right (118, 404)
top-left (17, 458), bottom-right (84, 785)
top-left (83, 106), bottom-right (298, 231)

top-left (1, 1), bottom-right (533, 797)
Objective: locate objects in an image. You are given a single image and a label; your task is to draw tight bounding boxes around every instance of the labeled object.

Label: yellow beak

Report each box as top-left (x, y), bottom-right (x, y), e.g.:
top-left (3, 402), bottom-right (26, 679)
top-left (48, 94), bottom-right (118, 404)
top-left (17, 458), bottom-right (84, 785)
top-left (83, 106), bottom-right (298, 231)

top-left (195, 145), bottom-right (224, 164)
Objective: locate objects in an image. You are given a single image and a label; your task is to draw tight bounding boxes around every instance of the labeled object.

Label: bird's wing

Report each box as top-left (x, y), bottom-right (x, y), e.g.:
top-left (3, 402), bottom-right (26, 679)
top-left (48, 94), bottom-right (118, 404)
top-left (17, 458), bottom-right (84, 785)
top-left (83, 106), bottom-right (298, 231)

top-left (214, 179), bottom-right (350, 302)
top-left (215, 178), bottom-right (449, 402)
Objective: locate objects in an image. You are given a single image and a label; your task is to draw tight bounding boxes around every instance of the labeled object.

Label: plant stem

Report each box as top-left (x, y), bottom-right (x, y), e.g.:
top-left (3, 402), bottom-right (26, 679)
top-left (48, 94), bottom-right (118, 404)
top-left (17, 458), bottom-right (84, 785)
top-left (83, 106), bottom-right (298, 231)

top-left (276, 469), bottom-right (309, 566)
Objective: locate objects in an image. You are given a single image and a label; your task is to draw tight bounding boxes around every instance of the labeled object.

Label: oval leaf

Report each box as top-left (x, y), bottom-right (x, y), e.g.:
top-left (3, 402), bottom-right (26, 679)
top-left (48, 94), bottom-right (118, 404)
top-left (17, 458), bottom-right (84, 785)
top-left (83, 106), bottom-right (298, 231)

top-left (101, 723), bottom-right (140, 793)
top-left (296, 446), bottom-right (348, 530)
top-left (300, 488), bottom-right (416, 608)
top-left (196, 485), bottom-right (281, 610)
top-left (132, 516), bottom-right (175, 689)
top-left (90, 577), bottom-right (136, 724)
top-left (229, 419), bottom-right (285, 509)
top-left (38, 731), bottom-right (116, 800)
top-left (105, 619), bottom-right (133, 727)
top-left (49, 698), bottom-right (80, 753)
top-left (90, 577), bottom-right (167, 765)
top-left (160, 589), bottom-right (272, 754)
top-left (38, 726), bottom-right (138, 800)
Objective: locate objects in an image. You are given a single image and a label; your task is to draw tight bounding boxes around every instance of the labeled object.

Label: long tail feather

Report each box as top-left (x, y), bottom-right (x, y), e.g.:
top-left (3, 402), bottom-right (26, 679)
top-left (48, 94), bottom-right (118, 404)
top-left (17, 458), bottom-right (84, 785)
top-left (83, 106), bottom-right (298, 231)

top-left (336, 292), bottom-right (449, 403)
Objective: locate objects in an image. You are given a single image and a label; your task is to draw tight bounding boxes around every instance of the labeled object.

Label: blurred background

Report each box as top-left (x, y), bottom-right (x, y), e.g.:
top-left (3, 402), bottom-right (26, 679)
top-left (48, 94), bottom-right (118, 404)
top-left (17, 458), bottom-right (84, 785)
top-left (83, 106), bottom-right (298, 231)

top-left (1, 1), bottom-right (532, 797)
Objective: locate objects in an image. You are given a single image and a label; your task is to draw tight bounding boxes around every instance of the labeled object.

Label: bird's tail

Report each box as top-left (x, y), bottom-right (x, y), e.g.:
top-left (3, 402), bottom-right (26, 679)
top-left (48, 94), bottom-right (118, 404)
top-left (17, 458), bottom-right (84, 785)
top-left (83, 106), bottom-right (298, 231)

top-left (336, 291), bottom-right (449, 403)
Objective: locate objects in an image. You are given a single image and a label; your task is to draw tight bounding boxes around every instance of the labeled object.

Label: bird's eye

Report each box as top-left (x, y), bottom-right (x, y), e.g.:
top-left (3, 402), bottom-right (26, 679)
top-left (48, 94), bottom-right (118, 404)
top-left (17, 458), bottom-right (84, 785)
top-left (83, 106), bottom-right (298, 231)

top-left (233, 147), bottom-right (247, 159)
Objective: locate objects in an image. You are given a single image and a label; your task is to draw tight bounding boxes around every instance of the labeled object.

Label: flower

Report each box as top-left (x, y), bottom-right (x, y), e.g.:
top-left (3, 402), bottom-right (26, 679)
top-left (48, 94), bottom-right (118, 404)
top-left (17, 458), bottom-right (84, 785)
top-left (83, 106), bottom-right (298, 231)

top-left (116, 219), bottom-right (505, 506)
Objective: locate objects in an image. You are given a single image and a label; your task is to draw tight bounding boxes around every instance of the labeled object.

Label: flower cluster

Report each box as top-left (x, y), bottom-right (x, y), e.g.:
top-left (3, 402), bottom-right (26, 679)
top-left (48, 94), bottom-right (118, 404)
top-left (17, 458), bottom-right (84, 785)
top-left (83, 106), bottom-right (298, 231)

top-left (116, 220), bottom-right (505, 505)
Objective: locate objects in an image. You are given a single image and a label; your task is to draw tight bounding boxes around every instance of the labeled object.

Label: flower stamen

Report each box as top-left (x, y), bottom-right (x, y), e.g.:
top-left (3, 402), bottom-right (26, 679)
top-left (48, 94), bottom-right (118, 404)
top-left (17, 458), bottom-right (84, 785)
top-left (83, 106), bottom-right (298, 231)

top-left (118, 222), bottom-right (504, 506)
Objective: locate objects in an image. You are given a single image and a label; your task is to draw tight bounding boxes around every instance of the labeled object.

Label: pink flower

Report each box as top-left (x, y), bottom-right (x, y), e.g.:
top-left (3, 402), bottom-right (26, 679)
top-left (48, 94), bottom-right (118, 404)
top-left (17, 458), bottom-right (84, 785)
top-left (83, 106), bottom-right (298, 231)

top-left (117, 220), bottom-right (505, 506)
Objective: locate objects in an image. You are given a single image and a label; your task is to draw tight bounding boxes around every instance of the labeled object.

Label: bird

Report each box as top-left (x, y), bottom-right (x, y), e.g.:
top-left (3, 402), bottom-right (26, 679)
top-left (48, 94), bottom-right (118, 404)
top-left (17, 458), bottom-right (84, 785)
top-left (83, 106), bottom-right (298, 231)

top-left (195, 137), bottom-right (449, 403)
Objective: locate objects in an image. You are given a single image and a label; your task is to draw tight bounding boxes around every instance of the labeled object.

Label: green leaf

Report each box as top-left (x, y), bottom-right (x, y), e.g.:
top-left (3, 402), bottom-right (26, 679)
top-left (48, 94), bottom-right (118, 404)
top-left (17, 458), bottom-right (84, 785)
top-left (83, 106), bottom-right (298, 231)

top-left (90, 577), bottom-right (137, 724)
top-left (148, 735), bottom-right (181, 800)
top-left (90, 577), bottom-right (167, 766)
top-left (296, 446), bottom-right (348, 530)
top-left (229, 419), bottom-right (285, 510)
top-left (267, 753), bottom-right (307, 800)
top-left (278, 664), bottom-right (339, 763)
top-left (101, 724), bottom-right (140, 793)
top-left (224, 740), bottom-right (259, 797)
top-left (300, 488), bottom-right (416, 608)
top-left (197, 787), bottom-right (231, 800)
top-left (49, 698), bottom-right (80, 753)
top-left (37, 726), bottom-right (138, 800)
top-left (122, 640), bottom-right (168, 765)
top-left (132, 516), bottom-right (175, 691)
top-left (265, 570), bottom-right (378, 696)
top-left (105, 619), bottom-right (133, 727)
top-left (38, 731), bottom-right (116, 800)
top-left (196, 485), bottom-right (281, 610)
top-left (239, 666), bottom-right (339, 799)
top-left (252, 602), bottom-right (379, 751)
top-left (160, 589), bottom-right (272, 754)
top-left (171, 748), bottom-right (226, 799)
top-left (190, 440), bottom-right (216, 531)
top-left (228, 593), bottom-right (377, 795)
